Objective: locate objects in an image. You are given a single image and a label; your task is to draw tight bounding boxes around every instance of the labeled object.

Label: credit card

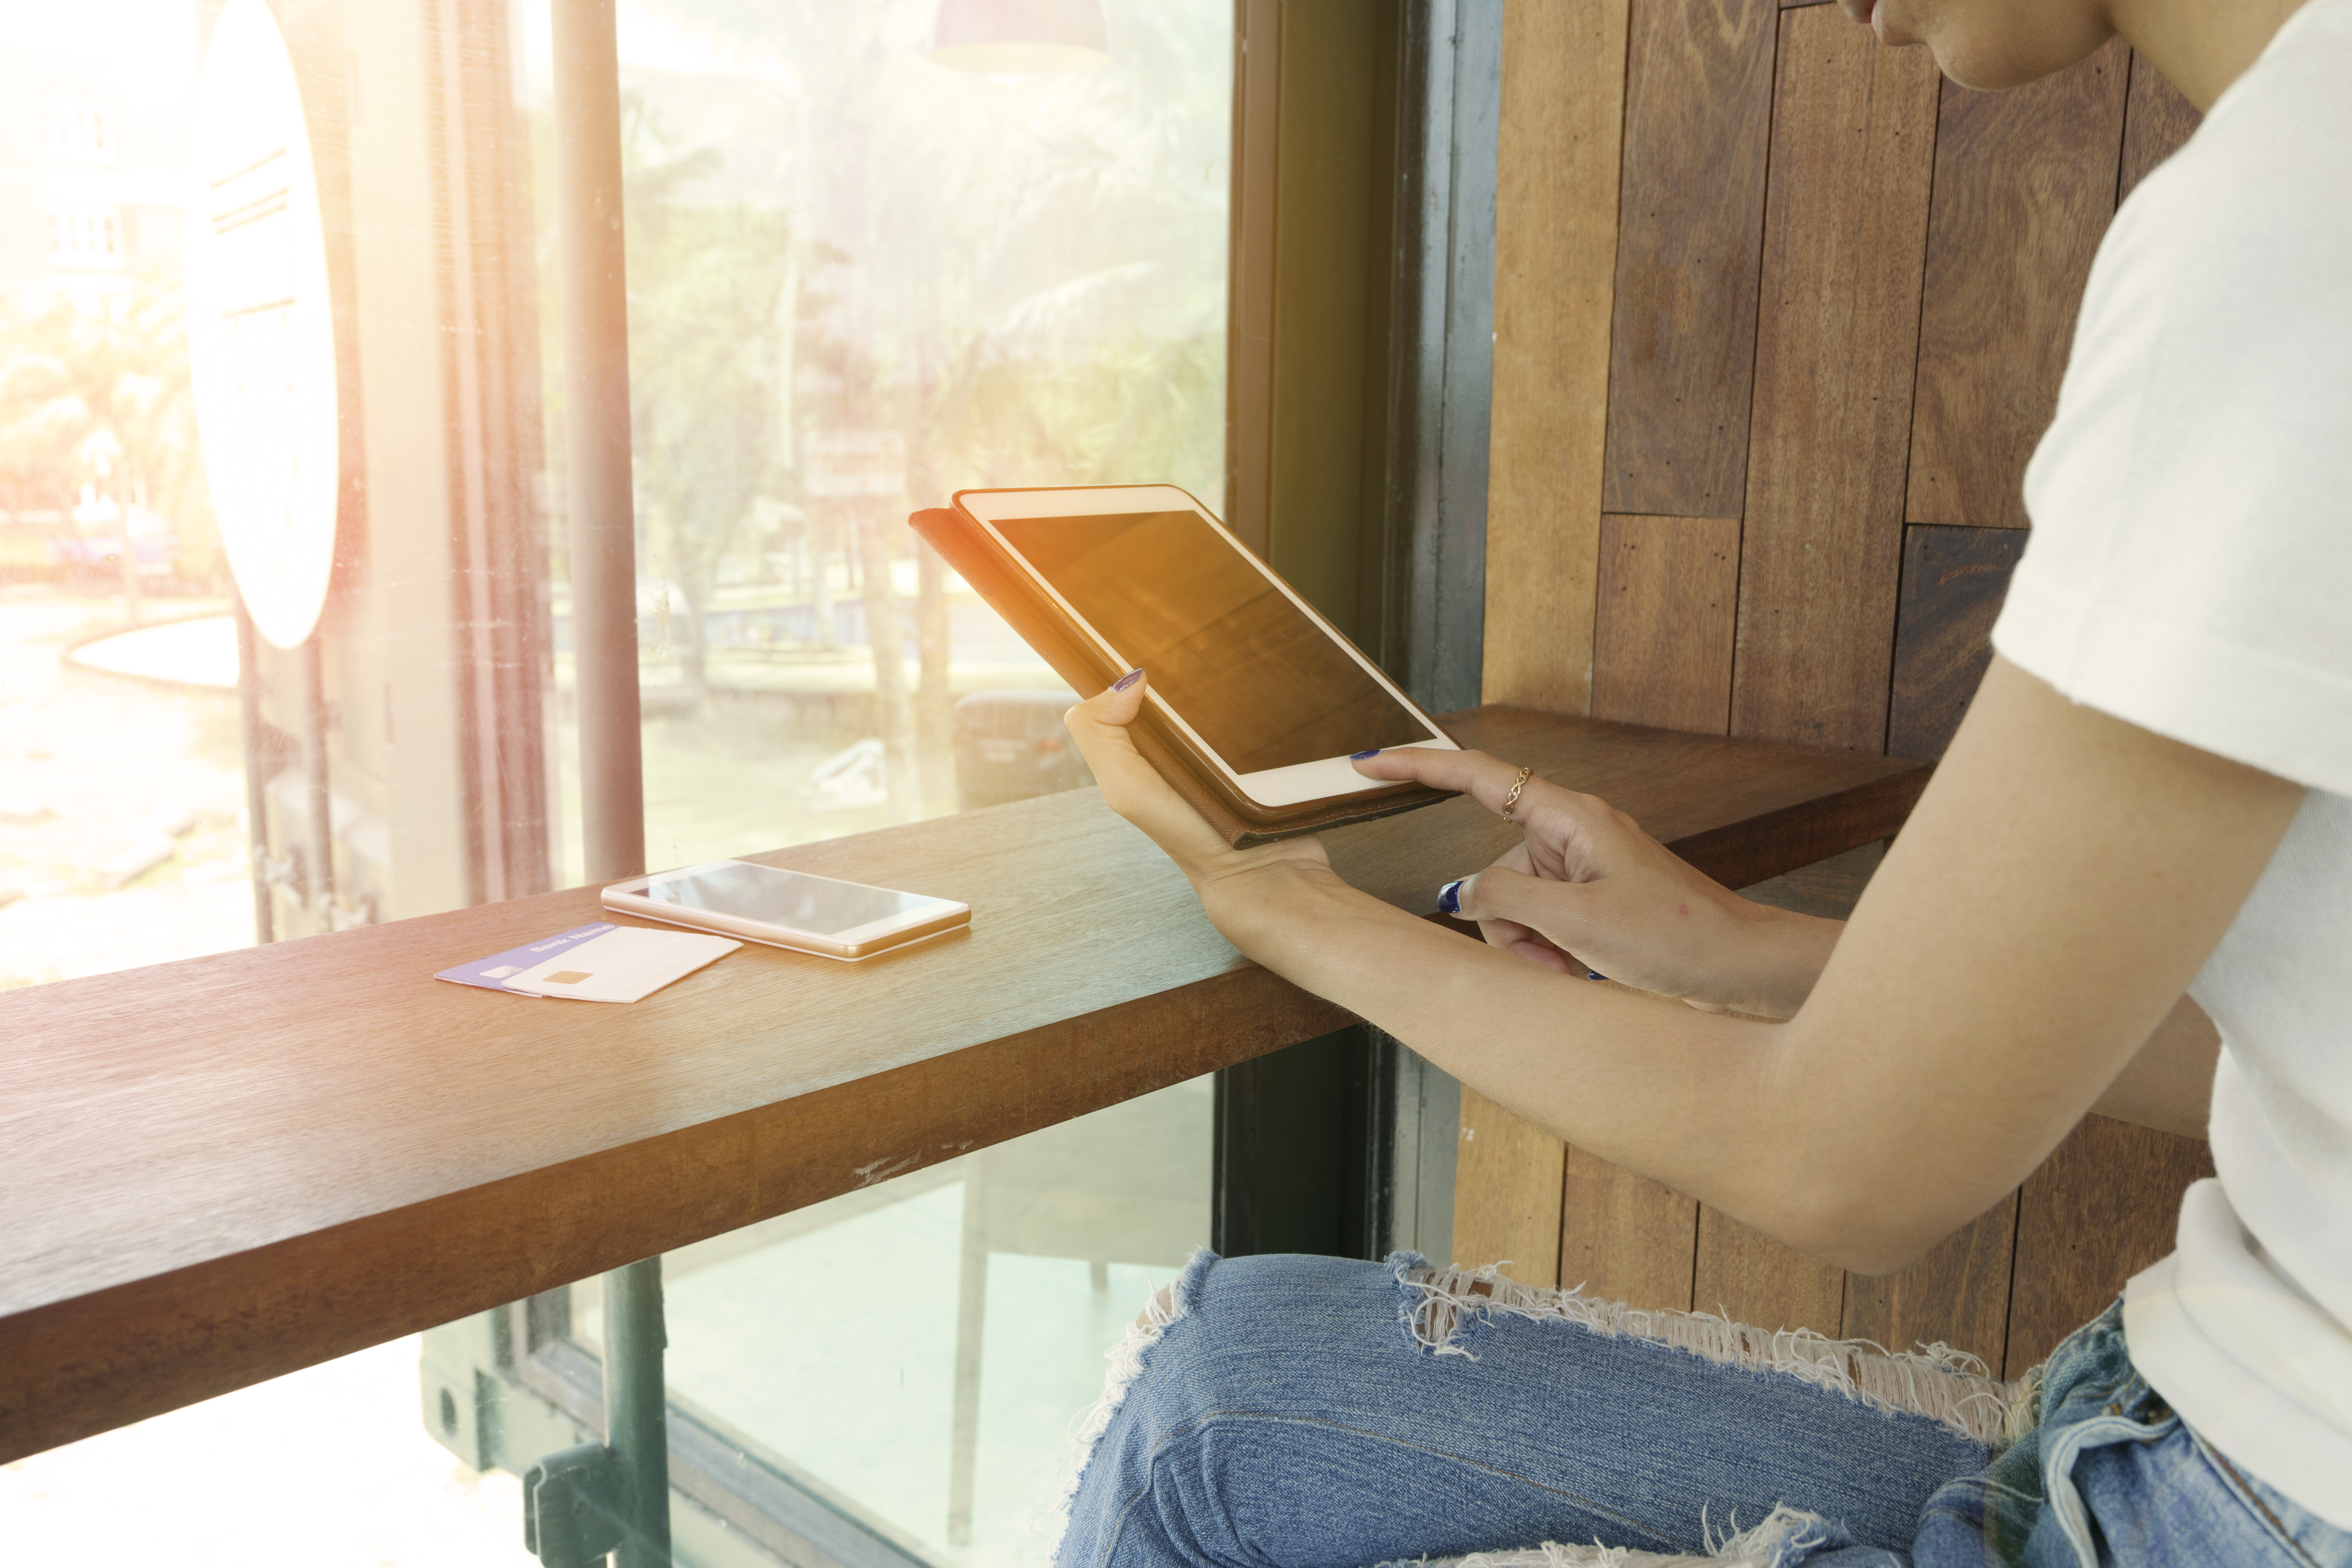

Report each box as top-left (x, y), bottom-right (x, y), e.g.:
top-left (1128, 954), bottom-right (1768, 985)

top-left (436, 922), bottom-right (618, 992)
top-left (500, 926), bottom-right (740, 1003)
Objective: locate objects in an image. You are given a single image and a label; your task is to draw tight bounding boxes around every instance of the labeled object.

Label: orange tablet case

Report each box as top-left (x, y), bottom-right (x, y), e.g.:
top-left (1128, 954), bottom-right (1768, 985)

top-left (908, 504), bottom-right (1457, 848)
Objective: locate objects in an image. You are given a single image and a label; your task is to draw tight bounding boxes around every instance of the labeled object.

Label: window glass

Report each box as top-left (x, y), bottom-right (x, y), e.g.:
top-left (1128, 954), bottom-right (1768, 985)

top-left (529, 4), bottom-right (1232, 1557)
top-left (523, 0), bottom-right (1232, 882)
top-left (4, 1), bottom-right (1229, 1560)
top-left (571, 1078), bottom-right (1213, 1560)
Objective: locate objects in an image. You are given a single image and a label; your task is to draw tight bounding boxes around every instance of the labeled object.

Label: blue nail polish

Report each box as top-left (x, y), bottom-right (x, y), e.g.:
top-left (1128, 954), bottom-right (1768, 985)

top-left (1436, 879), bottom-right (1463, 916)
top-left (1112, 668), bottom-right (1143, 692)
top-left (1586, 970), bottom-right (1607, 982)
top-left (1350, 748), bottom-right (1380, 760)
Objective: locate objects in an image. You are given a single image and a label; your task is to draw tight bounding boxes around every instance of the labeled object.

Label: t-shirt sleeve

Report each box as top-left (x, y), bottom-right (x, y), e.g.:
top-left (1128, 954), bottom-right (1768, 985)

top-left (1991, 35), bottom-right (2352, 797)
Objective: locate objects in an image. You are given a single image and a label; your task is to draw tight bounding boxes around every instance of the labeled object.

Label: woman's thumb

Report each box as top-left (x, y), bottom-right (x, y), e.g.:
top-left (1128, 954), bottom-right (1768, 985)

top-left (1070, 667), bottom-right (1147, 730)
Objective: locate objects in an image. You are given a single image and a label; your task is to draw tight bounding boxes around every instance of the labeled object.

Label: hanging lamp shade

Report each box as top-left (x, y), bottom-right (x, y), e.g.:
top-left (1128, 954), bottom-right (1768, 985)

top-left (930, 0), bottom-right (1109, 72)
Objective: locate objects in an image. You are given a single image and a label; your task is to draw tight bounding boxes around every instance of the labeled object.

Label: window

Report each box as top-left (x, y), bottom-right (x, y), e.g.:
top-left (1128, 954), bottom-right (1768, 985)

top-left (47, 206), bottom-right (124, 269)
top-left (40, 96), bottom-right (114, 161)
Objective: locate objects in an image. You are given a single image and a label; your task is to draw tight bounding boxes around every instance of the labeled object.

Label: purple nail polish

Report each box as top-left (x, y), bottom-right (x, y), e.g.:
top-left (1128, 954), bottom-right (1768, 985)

top-left (1350, 748), bottom-right (1380, 760)
top-left (1112, 668), bottom-right (1143, 692)
top-left (1436, 879), bottom-right (1463, 916)
top-left (1586, 970), bottom-right (1607, 982)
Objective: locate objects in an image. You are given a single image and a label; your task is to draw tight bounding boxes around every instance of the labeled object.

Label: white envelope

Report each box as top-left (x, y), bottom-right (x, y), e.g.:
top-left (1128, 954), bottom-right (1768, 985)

top-left (501, 926), bottom-right (740, 1003)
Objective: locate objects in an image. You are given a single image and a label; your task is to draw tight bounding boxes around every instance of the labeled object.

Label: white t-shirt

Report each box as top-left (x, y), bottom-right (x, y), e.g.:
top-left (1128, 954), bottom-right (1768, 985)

top-left (1989, 0), bottom-right (2352, 1530)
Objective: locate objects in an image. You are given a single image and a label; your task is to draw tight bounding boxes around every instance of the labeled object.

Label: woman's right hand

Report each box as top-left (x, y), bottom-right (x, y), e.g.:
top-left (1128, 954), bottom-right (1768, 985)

top-left (1351, 747), bottom-right (1838, 1017)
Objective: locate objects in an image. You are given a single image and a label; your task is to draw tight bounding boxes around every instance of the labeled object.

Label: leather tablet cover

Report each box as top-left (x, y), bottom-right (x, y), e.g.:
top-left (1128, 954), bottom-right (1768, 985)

top-left (909, 506), bottom-right (1456, 848)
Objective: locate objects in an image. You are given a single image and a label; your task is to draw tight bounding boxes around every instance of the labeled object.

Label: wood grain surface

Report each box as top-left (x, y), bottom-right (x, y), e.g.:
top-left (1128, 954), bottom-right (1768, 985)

top-left (1905, 44), bottom-right (2126, 532)
top-left (1602, 0), bottom-right (1776, 517)
top-left (2004, 1113), bottom-right (2214, 1376)
top-left (1557, 1145), bottom-right (1698, 1310)
top-left (1842, 1195), bottom-right (2020, 1367)
top-left (1889, 523), bottom-right (2028, 760)
top-left (1730, 5), bottom-right (1940, 753)
top-left (2118, 51), bottom-right (2203, 203)
top-left (1482, 0), bottom-right (1629, 715)
top-left (1592, 514), bottom-right (1740, 735)
top-left (1453, 1087), bottom-right (1566, 1286)
top-left (1693, 1208), bottom-right (1845, 1333)
top-left (1, 708), bottom-right (1926, 1460)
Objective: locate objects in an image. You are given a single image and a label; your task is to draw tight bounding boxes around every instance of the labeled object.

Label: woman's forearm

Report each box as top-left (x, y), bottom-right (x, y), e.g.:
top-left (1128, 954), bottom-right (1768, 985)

top-left (1721, 900), bottom-right (1846, 1019)
top-left (1196, 861), bottom-right (1817, 1239)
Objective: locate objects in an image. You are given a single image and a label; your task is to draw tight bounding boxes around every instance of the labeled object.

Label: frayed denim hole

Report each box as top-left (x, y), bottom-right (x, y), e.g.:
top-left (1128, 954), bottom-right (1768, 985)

top-left (1394, 1261), bottom-right (2027, 1446)
top-left (1049, 1247), bottom-right (1220, 1549)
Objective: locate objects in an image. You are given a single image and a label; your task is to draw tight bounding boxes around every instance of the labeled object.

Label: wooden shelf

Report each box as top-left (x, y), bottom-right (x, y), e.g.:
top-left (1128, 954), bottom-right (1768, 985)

top-left (0, 707), bottom-right (1925, 1461)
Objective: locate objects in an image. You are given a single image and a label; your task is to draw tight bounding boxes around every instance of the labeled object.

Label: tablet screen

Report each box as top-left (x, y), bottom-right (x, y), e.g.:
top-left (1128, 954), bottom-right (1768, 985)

top-left (993, 509), bottom-right (1430, 774)
top-left (642, 862), bottom-right (938, 936)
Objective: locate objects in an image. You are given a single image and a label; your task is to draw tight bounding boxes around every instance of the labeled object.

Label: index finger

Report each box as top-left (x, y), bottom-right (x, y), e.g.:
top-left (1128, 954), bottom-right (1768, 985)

top-left (1350, 745), bottom-right (1543, 815)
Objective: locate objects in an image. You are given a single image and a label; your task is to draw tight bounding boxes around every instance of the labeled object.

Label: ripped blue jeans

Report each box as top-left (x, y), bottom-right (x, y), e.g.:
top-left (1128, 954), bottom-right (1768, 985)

top-left (1054, 1251), bottom-right (2350, 1568)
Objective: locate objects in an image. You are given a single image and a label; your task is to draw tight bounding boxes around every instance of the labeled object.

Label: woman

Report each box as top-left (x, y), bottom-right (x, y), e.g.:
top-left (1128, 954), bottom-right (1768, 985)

top-left (1051, 0), bottom-right (2350, 1562)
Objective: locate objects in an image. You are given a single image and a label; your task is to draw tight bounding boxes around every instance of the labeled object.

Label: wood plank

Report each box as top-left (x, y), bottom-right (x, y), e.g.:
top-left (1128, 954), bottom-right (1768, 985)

top-left (1740, 839), bottom-right (1883, 919)
top-left (1482, 0), bottom-right (1629, 714)
top-left (1601, 0), bottom-right (1776, 516)
top-left (1730, 5), bottom-right (1940, 752)
top-left (0, 708), bottom-right (1927, 1461)
top-left (2004, 1112), bottom-right (2214, 1376)
top-left (1905, 43), bottom-right (2127, 531)
top-left (1454, 1086), bottom-right (1565, 1286)
top-left (1843, 1194), bottom-right (2019, 1367)
top-left (1555, 838), bottom-right (1889, 1323)
top-left (1889, 523), bottom-right (2027, 759)
top-left (1693, 1207), bottom-right (1845, 1335)
top-left (1558, 1145), bottom-right (1696, 1310)
top-left (2118, 50), bottom-right (2202, 203)
top-left (1592, 514), bottom-right (1739, 735)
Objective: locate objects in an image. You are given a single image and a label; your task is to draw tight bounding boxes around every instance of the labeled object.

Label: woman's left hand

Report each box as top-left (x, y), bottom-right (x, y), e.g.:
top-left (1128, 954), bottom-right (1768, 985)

top-left (1062, 671), bottom-right (1333, 912)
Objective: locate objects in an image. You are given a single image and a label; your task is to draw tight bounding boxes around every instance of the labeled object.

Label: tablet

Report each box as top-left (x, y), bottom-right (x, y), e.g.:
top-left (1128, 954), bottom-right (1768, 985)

top-left (602, 859), bottom-right (970, 961)
top-left (954, 485), bottom-right (1459, 816)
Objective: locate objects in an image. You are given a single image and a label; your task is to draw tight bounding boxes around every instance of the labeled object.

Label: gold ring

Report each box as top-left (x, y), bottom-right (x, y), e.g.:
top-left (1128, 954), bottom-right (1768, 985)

top-left (1500, 765), bottom-right (1534, 819)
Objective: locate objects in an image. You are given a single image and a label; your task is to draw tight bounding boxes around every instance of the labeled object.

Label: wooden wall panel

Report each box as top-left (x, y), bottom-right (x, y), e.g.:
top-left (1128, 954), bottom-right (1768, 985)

top-left (1574, 509), bottom-right (1738, 1308)
top-left (1888, 523), bottom-right (2028, 759)
top-left (1472, 7), bottom-right (2205, 1350)
top-left (1906, 44), bottom-right (2127, 531)
top-left (2004, 1114), bottom-right (2215, 1375)
top-left (1602, 0), bottom-right (1777, 516)
top-left (1559, 1144), bottom-right (1697, 1310)
top-left (2118, 51), bottom-right (2203, 201)
top-left (1453, 1085), bottom-right (1565, 1286)
top-left (1730, 8), bottom-right (1940, 753)
top-left (1482, 0), bottom-right (1629, 715)
top-left (1843, 1196), bottom-right (2018, 1366)
top-left (1693, 1209), bottom-right (1844, 1332)
top-left (1591, 514), bottom-right (1739, 734)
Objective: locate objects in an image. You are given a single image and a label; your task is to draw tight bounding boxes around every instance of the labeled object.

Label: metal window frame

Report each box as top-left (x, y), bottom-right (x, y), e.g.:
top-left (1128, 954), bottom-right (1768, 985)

top-left (1212, 0), bottom-right (1496, 1268)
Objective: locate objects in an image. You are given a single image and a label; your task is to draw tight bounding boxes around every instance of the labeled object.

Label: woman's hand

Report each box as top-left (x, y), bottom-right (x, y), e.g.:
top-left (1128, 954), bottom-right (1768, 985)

top-left (1352, 746), bottom-right (1837, 1017)
top-left (1062, 671), bottom-right (1335, 928)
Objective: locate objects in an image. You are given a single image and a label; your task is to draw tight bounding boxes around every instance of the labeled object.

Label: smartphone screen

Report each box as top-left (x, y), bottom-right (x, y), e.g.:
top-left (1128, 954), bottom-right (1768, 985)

top-left (992, 509), bottom-right (1431, 774)
top-left (640, 862), bottom-right (942, 936)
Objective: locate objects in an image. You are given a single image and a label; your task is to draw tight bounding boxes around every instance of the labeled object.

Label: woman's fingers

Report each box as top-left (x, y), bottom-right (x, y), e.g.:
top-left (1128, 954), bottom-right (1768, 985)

top-left (1355, 745), bottom-right (1614, 844)
top-left (1350, 746), bottom-right (1532, 814)
top-left (1452, 865), bottom-right (1600, 947)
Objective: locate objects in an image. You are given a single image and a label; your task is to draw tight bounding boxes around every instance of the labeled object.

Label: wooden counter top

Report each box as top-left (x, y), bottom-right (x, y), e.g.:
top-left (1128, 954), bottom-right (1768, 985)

top-left (0, 707), bottom-right (1925, 1461)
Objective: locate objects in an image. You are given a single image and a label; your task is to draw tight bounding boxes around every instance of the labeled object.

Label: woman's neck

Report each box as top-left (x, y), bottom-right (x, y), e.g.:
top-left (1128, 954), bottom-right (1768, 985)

top-left (2114, 0), bottom-right (2313, 110)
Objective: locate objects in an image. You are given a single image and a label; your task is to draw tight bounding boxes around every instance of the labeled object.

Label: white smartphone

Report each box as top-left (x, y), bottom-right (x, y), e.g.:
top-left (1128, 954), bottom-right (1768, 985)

top-left (953, 484), bottom-right (1460, 816)
top-left (602, 859), bottom-right (970, 962)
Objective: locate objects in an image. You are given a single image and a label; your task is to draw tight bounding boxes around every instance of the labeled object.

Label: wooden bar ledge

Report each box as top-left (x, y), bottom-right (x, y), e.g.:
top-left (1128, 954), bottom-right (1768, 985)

top-left (0, 707), bottom-right (1926, 1461)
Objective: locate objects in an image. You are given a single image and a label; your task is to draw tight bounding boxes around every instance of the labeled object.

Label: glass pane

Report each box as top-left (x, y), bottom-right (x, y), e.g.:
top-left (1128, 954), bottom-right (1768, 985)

top-left (1, 3), bottom-right (257, 988)
top-left (572, 1075), bottom-right (1214, 1561)
top-left (520, 0), bottom-right (1234, 882)
top-left (0, 1335), bottom-right (539, 1568)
